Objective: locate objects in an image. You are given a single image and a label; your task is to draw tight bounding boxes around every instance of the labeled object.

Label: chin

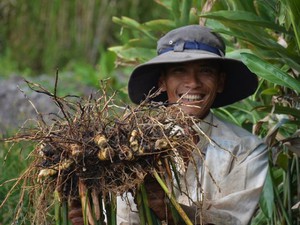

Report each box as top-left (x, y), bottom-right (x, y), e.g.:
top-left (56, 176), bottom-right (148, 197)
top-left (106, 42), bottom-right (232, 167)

top-left (180, 106), bottom-right (202, 118)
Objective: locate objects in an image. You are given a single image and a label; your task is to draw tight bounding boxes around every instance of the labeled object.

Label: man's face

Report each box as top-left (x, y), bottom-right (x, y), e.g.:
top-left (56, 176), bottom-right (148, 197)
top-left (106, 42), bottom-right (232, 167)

top-left (159, 60), bottom-right (225, 118)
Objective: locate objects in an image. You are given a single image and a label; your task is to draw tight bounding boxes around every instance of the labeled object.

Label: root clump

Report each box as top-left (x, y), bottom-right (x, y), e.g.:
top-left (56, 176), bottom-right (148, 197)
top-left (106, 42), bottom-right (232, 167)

top-left (3, 79), bottom-right (200, 218)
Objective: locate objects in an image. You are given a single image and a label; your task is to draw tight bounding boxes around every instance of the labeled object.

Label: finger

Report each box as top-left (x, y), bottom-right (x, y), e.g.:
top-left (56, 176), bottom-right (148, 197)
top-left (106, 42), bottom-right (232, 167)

top-left (70, 217), bottom-right (84, 225)
top-left (68, 208), bottom-right (83, 219)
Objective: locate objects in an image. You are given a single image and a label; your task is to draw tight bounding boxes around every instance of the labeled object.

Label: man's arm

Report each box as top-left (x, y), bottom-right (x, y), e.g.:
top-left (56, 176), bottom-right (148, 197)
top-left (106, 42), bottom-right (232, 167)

top-left (181, 142), bottom-right (269, 225)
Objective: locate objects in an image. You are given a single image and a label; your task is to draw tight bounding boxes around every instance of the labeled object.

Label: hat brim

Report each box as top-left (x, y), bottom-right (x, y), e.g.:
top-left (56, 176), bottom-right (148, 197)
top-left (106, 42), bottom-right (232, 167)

top-left (128, 51), bottom-right (258, 108)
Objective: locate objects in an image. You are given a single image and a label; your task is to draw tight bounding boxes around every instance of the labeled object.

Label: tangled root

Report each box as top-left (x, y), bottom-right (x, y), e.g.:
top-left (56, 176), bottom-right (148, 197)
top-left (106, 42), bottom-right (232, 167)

top-left (3, 79), bottom-right (200, 212)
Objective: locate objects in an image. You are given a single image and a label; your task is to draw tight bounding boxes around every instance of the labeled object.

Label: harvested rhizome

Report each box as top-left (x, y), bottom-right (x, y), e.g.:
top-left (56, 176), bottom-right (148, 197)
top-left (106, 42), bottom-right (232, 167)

top-left (2, 78), bottom-right (210, 225)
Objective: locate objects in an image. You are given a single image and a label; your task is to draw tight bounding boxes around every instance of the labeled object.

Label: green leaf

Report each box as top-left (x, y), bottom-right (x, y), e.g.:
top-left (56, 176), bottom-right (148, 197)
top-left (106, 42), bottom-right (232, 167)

top-left (211, 27), bottom-right (283, 54)
top-left (255, 105), bottom-right (300, 119)
top-left (171, 0), bottom-right (181, 25)
top-left (112, 16), bottom-right (141, 30)
top-left (226, 49), bottom-right (252, 59)
top-left (143, 19), bottom-right (175, 31)
top-left (127, 38), bottom-right (156, 49)
top-left (213, 107), bottom-right (241, 125)
top-left (54, 191), bottom-right (62, 225)
top-left (136, 188), bottom-right (147, 225)
top-left (154, 0), bottom-right (172, 10)
top-left (260, 88), bottom-right (280, 96)
top-left (229, 47), bottom-right (300, 73)
top-left (109, 46), bottom-right (156, 62)
top-left (180, 0), bottom-right (192, 25)
top-left (200, 10), bottom-right (289, 34)
top-left (99, 50), bottom-right (117, 77)
top-left (112, 16), bottom-right (156, 40)
top-left (281, 0), bottom-right (300, 51)
top-left (240, 53), bottom-right (300, 93)
top-left (275, 151), bottom-right (289, 171)
top-left (259, 169), bottom-right (274, 220)
top-left (253, 0), bottom-right (278, 21)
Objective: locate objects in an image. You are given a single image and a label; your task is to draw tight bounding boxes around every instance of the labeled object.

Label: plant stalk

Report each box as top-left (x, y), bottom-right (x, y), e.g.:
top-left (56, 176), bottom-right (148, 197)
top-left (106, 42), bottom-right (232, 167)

top-left (153, 170), bottom-right (193, 225)
top-left (140, 183), bottom-right (154, 225)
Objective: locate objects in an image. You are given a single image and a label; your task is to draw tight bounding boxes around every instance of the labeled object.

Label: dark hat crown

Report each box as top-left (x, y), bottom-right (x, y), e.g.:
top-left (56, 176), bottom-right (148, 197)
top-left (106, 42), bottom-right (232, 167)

top-left (157, 25), bottom-right (226, 56)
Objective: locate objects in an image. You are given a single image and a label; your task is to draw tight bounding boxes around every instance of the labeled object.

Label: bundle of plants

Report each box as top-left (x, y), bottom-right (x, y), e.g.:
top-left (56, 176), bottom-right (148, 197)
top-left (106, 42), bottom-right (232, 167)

top-left (2, 79), bottom-right (205, 225)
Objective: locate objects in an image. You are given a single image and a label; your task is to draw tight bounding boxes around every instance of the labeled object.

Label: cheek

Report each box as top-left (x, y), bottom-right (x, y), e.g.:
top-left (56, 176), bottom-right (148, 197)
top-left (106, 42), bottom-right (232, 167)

top-left (164, 80), bottom-right (180, 103)
top-left (203, 79), bottom-right (217, 90)
top-left (162, 77), bottom-right (178, 92)
top-left (203, 76), bottom-right (221, 91)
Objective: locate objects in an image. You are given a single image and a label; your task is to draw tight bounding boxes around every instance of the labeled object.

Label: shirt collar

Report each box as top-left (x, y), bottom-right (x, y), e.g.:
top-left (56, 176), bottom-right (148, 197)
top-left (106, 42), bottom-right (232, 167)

top-left (193, 112), bottom-right (213, 136)
top-left (192, 112), bottom-right (214, 152)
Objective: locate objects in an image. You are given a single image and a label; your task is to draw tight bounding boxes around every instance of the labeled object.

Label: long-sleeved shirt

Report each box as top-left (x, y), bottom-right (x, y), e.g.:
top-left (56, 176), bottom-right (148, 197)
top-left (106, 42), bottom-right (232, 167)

top-left (116, 112), bottom-right (269, 225)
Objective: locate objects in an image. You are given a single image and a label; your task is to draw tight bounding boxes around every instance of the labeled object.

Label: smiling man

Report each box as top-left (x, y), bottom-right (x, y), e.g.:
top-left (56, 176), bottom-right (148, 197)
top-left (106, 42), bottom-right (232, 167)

top-left (69, 25), bottom-right (269, 225)
top-left (126, 25), bottom-right (269, 225)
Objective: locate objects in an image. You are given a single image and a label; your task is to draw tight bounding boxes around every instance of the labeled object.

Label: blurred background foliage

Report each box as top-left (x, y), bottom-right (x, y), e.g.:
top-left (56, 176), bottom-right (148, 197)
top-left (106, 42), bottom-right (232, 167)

top-left (0, 0), bottom-right (299, 224)
top-left (0, 0), bottom-right (164, 73)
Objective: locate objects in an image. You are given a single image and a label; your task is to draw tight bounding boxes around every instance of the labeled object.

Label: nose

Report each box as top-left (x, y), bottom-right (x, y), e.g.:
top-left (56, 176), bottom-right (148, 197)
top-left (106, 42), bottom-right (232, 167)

top-left (184, 72), bottom-right (201, 89)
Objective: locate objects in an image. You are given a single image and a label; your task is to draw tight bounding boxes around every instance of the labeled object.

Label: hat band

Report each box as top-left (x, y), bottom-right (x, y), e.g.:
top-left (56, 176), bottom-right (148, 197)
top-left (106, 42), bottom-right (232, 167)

top-left (158, 41), bottom-right (223, 56)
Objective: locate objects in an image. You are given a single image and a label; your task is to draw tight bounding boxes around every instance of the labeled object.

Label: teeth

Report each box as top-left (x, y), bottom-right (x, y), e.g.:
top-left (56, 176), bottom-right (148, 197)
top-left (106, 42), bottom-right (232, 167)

top-left (180, 94), bottom-right (203, 102)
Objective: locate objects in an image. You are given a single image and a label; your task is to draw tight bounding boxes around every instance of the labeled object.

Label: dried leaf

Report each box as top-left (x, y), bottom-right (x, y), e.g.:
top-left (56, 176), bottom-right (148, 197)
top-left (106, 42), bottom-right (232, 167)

top-left (283, 137), bottom-right (300, 157)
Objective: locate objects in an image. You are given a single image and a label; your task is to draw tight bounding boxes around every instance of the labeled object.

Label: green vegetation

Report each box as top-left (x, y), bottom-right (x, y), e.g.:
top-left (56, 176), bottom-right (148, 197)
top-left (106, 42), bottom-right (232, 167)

top-left (110, 1), bottom-right (300, 224)
top-left (0, 142), bottom-right (32, 224)
top-left (0, 0), bottom-right (299, 224)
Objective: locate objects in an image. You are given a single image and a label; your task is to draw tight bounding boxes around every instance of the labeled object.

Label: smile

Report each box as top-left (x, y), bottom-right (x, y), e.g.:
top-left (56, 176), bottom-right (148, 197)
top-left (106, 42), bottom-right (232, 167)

top-left (179, 94), bottom-right (205, 102)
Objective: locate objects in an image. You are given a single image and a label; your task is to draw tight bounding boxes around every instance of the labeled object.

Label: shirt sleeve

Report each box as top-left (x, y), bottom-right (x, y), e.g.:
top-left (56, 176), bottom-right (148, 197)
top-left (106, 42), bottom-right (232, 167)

top-left (181, 142), bottom-right (269, 225)
top-left (207, 142), bottom-right (268, 225)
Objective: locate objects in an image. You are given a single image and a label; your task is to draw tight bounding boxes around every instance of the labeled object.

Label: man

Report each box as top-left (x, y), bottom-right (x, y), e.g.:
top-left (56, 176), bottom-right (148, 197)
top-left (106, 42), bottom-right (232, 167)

top-left (69, 25), bottom-right (268, 225)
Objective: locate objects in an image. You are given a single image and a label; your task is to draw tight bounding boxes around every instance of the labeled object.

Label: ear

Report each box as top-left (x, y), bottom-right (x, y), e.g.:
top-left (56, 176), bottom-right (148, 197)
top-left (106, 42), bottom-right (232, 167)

top-left (217, 72), bottom-right (226, 93)
top-left (158, 74), bottom-right (167, 91)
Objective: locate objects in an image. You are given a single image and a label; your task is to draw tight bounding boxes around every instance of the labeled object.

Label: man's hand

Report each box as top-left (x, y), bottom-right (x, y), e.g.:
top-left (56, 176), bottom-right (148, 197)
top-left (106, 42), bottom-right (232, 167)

top-left (68, 200), bottom-right (84, 225)
top-left (144, 175), bottom-right (175, 224)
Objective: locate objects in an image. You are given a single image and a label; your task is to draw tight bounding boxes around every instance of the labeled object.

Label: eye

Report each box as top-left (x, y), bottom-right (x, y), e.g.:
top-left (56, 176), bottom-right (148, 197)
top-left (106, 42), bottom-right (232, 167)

top-left (198, 67), bottom-right (217, 74)
top-left (169, 66), bottom-right (186, 74)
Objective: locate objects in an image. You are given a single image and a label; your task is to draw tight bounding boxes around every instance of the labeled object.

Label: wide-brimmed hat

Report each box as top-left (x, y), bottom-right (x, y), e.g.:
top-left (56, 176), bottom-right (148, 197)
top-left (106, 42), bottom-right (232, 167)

top-left (128, 25), bottom-right (258, 108)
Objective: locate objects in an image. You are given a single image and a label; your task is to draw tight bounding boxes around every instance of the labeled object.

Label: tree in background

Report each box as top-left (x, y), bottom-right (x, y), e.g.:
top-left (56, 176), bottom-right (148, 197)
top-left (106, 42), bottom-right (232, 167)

top-left (0, 0), bottom-right (168, 74)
